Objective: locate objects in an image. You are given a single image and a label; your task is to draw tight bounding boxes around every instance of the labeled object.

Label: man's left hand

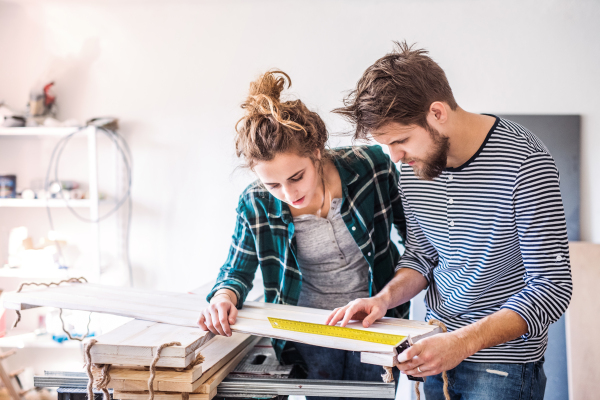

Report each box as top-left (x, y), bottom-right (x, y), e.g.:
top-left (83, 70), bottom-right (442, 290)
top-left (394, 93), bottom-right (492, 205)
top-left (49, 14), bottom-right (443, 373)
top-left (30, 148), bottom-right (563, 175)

top-left (396, 332), bottom-right (471, 377)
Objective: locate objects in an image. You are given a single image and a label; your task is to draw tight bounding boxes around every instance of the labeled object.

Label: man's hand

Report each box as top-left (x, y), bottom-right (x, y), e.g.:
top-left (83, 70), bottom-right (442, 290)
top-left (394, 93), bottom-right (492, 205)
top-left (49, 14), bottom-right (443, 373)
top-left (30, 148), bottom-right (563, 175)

top-left (197, 290), bottom-right (238, 337)
top-left (325, 296), bottom-right (390, 328)
top-left (396, 332), bottom-right (469, 377)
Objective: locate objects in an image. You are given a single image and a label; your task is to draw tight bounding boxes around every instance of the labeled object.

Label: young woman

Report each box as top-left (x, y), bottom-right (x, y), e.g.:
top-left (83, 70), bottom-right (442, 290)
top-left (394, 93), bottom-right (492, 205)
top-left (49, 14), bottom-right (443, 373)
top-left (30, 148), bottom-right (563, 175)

top-left (198, 70), bottom-right (408, 393)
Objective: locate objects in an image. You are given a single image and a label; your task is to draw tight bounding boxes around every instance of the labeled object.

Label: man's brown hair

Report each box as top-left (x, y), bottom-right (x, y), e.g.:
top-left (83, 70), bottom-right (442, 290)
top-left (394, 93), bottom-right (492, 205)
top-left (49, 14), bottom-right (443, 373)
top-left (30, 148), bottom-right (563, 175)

top-left (334, 41), bottom-right (458, 140)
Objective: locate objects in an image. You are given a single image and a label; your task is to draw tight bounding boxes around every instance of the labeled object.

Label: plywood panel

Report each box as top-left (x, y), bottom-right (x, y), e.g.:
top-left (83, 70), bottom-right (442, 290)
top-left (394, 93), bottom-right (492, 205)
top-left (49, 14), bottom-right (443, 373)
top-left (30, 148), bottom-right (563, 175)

top-left (566, 242), bottom-right (600, 400)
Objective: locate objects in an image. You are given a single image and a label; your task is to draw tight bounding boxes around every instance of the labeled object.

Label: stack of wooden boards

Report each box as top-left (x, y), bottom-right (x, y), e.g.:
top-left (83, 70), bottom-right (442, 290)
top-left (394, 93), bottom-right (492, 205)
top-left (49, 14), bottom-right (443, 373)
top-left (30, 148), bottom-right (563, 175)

top-left (89, 319), bottom-right (260, 400)
top-left (2, 283), bottom-right (441, 368)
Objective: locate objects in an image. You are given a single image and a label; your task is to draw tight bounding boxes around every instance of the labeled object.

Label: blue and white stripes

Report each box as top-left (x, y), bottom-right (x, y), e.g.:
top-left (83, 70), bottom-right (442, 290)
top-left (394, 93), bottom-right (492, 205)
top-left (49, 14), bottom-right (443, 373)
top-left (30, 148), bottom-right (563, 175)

top-left (398, 116), bottom-right (572, 363)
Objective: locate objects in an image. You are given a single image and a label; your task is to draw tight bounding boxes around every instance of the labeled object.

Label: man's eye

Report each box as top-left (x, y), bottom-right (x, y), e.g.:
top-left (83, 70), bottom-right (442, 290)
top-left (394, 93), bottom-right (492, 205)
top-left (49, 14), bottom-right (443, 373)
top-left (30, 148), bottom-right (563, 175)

top-left (268, 184), bottom-right (280, 189)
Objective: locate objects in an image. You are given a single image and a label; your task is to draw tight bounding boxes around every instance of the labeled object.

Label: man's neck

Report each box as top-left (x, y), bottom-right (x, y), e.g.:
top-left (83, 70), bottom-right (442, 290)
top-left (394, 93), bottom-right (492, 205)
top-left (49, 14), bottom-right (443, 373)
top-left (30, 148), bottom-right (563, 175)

top-left (445, 109), bottom-right (496, 169)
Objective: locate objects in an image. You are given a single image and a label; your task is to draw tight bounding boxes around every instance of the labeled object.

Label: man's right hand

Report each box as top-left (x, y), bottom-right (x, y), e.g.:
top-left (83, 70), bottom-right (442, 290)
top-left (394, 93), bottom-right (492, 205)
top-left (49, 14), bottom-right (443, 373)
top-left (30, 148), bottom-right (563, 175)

top-left (325, 295), bottom-right (390, 328)
top-left (198, 290), bottom-right (238, 337)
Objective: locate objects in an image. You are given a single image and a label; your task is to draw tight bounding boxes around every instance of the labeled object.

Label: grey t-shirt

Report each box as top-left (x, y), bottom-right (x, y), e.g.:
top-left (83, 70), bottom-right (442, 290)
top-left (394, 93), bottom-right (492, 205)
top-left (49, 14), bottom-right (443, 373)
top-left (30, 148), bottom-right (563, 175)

top-left (293, 198), bottom-right (370, 310)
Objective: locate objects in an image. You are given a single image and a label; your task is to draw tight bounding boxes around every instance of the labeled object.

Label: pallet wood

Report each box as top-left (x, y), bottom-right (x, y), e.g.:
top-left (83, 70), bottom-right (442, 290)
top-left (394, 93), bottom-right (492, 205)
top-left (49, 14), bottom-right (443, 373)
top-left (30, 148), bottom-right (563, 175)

top-left (104, 334), bottom-right (257, 392)
top-left (192, 336), bottom-right (261, 394)
top-left (566, 242), bottom-right (600, 400)
top-left (2, 283), bottom-right (441, 358)
top-left (113, 388), bottom-right (216, 400)
top-left (90, 320), bottom-right (214, 368)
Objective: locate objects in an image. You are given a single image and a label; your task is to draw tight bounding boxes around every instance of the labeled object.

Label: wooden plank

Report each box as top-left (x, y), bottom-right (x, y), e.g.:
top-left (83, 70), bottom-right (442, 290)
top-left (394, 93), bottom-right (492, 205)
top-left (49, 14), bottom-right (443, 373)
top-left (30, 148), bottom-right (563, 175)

top-left (113, 388), bottom-right (216, 400)
top-left (360, 352), bottom-right (395, 368)
top-left (566, 242), bottom-right (600, 400)
top-left (2, 283), bottom-right (440, 356)
top-left (103, 334), bottom-right (256, 392)
top-left (90, 320), bottom-right (214, 368)
top-left (193, 336), bottom-right (260, 394)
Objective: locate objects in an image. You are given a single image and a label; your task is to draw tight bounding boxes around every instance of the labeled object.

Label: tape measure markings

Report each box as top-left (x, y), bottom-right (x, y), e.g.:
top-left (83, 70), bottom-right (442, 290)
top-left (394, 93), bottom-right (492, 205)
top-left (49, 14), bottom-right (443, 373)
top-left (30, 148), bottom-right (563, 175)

top-left (268, 317), bottom-right (406, 346)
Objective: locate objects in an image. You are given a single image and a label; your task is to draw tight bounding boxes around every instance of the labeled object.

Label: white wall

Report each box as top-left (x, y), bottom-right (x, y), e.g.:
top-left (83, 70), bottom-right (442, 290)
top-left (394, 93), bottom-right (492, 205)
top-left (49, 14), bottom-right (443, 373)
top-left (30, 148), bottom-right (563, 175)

top-left (1, 0), bottom-right (599, 292)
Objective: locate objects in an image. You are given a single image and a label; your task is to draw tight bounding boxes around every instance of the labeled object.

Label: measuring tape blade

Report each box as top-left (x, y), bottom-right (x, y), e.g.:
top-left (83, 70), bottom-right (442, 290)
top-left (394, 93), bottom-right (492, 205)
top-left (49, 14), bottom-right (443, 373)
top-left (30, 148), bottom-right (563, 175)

top-left (268, 317), bottom-right (406, 346)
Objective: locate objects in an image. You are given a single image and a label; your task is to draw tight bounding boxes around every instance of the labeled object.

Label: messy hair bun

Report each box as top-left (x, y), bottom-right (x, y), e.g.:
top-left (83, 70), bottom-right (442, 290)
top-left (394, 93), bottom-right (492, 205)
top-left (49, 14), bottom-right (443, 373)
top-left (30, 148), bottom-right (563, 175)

top-left (235, 70), bottom-right (329, 169)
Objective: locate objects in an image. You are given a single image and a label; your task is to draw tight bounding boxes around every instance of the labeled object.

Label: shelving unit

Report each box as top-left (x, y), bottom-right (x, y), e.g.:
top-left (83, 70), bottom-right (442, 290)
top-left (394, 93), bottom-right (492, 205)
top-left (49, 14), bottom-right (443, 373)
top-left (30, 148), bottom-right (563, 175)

top-left (0, 125), bottom-right (101, 280)
top-left (0, 199), bottom-right (99, 208)
top-left (0, 330), bottom-right (81, 350)
top-left (0, 127), bottom-right (81, 136)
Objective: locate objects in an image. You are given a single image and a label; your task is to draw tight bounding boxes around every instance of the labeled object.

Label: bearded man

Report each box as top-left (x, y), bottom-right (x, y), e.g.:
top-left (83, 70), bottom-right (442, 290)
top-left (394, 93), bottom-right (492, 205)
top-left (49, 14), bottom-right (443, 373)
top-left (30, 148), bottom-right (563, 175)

top-left (327, 42), bottom-right (572, 400)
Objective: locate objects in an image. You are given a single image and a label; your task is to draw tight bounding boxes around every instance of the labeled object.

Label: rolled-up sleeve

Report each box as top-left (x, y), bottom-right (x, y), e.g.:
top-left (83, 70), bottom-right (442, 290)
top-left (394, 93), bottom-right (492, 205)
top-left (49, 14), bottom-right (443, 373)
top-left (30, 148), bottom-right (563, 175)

top-left (501, 152), bottom-right (573, 340)
top-left (207, 201), bottom-right (259, 308)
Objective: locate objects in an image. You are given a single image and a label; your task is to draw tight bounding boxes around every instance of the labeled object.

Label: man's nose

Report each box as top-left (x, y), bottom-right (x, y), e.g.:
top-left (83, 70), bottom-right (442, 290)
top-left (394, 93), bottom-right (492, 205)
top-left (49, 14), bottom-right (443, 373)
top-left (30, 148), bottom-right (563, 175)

top-left (389, 147), bottom-right (405, 164)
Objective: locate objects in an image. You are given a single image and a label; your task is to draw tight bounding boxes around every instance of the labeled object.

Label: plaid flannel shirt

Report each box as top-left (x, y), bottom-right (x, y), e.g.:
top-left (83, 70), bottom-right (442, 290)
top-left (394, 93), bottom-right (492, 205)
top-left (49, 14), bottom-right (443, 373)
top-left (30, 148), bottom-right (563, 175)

top-left (208, 145), bottom-right (409, 358)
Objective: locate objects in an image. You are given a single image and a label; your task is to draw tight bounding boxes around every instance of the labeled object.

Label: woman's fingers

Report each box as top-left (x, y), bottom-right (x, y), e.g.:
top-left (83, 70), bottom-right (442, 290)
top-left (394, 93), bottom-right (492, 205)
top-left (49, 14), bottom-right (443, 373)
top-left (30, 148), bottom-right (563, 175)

top-left (228, 304), bottom-right (238, 325)
top-left (201, 309), bottom-right (218, 335)
top-left (199, 296), bottom-right (237, 337)
top-left (208, 307), bottom-right (226, 336)
top-left (197, 313), bottom-right (207, 330)
top-left (218, 303), bottom-right (233, 336)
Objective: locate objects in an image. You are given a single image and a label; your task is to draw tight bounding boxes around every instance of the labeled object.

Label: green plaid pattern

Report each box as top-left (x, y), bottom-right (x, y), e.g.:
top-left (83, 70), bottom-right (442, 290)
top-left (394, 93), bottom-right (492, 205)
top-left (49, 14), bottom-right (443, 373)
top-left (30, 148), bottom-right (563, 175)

top-left (208, 145), bottom-right (409, 357)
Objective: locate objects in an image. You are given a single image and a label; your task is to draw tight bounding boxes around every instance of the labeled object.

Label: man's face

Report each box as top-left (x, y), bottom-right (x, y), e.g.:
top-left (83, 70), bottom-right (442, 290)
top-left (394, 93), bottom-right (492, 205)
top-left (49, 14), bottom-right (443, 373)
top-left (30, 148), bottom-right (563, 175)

top-left (371, 122), bottom-right (450, 180)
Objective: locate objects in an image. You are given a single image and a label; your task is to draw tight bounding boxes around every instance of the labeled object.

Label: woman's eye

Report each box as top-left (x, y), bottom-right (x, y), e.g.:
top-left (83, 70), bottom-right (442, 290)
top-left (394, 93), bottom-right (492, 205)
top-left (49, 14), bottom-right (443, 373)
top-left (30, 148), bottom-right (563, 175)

top-left (290, 175), bottom-right (304, 182)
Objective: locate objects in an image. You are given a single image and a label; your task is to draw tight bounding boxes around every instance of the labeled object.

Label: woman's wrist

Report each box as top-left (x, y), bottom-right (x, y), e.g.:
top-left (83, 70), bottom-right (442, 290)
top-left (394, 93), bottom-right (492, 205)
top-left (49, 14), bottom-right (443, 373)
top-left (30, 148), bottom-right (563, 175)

top-left (211, 290), bottom-right (236, 305)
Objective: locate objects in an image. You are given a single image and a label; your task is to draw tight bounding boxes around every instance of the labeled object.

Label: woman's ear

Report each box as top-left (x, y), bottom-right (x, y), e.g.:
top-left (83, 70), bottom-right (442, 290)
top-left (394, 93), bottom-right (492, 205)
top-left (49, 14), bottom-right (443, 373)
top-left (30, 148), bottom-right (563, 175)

top-left (315, 149), bottom-right (321, 160)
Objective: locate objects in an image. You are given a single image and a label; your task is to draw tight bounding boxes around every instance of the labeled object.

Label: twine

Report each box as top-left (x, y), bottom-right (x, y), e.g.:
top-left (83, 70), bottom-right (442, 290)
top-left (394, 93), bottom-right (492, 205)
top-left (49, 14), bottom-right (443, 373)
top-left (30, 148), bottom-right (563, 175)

top-left (172, 351), bottom-right (205, 372)
top-left (85, 338), bottom-right (205, 400)
top-left (147, 342), bottom-right (181, 400)
top-left (13, 277), bottom-right (88, 328)
top-left (84, 339), bottom-right (111, 400)
top-left (382, 319), bottom-right (450, 400)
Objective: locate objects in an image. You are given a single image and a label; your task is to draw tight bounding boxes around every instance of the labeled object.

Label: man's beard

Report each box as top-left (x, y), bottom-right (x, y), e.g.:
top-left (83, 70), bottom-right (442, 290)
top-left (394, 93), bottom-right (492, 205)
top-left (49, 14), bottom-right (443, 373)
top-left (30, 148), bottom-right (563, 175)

top-left (411, 127), bottom-right (450, 181)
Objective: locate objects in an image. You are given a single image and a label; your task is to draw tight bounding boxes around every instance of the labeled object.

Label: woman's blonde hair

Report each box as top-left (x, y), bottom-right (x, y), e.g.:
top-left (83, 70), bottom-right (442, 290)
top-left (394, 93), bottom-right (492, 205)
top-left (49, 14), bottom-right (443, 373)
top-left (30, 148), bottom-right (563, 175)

top-left (235, 70), bottom-right (329, 170)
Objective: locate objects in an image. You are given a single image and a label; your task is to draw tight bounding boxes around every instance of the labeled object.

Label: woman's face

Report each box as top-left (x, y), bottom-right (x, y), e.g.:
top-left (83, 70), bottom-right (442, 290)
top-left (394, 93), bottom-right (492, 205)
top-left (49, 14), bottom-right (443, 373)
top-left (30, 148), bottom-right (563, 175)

top-left (254, 151), bottom-right (321, 209)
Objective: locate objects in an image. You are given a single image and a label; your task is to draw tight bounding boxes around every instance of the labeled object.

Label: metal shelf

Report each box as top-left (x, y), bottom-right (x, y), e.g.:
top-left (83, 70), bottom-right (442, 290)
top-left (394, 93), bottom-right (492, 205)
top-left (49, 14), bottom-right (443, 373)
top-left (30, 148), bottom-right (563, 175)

top-left (0, 125), bottom-right (102, 281)
top-left (0, 127), bottom-right (82, 136)
top-left (0, 331), bottom-right (81, 349)
top-left (0, 199), bottom-right (97, 208)
top-left (0, 267), bottom-right (84, 279)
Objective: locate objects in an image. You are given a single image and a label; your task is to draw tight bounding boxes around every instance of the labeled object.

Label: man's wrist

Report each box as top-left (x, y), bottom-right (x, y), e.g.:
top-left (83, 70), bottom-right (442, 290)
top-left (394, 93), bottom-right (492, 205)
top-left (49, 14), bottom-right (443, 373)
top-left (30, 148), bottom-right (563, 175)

top-left (375, 290), bottom-right (393, 310)
top-left (452, 325), bottom-right (484, 358)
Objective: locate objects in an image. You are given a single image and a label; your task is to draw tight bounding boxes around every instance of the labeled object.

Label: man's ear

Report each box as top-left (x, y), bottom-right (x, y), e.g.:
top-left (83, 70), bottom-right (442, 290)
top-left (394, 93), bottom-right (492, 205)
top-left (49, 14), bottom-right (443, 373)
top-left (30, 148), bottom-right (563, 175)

top-left (427, 102), bottom-right (449, 126)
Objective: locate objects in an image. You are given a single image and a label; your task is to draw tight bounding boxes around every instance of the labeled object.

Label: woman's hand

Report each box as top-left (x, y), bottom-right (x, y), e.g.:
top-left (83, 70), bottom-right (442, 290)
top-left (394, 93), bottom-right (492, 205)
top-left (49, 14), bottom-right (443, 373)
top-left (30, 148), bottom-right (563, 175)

top-left (197, 290), bottom-right (238, 337)
top-left (325, 295), bottom-right (390, 328)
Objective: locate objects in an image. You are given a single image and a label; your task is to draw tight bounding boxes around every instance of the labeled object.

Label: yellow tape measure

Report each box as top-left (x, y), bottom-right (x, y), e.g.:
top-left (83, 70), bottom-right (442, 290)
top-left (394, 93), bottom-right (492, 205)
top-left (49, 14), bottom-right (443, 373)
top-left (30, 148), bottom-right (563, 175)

top-left (268, 317), bottom-right (406, 346)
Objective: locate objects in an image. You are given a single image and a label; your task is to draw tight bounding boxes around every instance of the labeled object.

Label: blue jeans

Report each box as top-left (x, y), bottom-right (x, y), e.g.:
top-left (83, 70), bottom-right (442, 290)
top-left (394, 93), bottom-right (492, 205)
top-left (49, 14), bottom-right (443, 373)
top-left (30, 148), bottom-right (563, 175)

top-left (293, 342), bottom-right (398, 400)
top-left (424, 359), bottom-right (546, 400)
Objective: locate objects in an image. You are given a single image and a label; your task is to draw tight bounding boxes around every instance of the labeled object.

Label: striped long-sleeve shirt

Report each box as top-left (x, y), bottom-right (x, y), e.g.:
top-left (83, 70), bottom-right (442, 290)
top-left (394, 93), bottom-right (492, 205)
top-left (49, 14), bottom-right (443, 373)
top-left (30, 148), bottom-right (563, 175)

top-left (398, 116), bottom-right (573, 363)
